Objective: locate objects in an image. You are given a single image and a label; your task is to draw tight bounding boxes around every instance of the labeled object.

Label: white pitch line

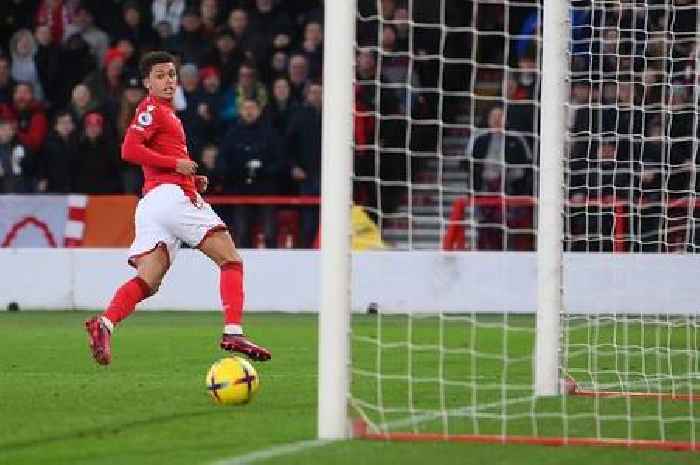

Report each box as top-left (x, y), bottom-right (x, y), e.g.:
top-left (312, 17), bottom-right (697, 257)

top-left (209, 439), bottom-right (335, 465)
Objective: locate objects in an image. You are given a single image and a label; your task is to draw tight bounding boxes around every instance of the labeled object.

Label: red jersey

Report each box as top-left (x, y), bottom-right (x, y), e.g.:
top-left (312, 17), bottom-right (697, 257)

top-left (121, 95), bottom-right (196, 199)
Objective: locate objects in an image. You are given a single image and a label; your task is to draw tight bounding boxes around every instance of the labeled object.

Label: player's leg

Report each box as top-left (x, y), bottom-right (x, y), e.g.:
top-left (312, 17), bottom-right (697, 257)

top-left (85, 245), bottom-right (170, 365)
top-left (198, 230), bottom-right (271, 361)
top-left (104, 245), bottom-right (170, 327)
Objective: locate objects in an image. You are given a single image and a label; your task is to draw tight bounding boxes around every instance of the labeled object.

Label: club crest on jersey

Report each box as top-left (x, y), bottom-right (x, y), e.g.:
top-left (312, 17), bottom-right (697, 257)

top-left (137, 111), bottom-right (153, 126)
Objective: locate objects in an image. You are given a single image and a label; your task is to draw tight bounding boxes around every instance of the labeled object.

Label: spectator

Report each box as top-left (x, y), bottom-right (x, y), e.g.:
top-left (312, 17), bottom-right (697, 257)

top-left (505, 73), bottom-right (537, 151)
top-left (68, 83), bottom-right (98, 127)
top-left (172, 8), bottom-right (208, 65)
top-left (463, 106), bottom-right (533, 250)
top-left (217, 98), bottom-right (282, 248)
top-left (288, 54), bottom-right (309, 102)
top-left (380, 24), bottom-right (420, 114)
top-left (221, 62), bottom-right (268, 123)
top-left (267, 77), bottom-right (298, 135)
top-left (0, 56), bottom-right (17, 105)
top-left (0, 82), bottom-right (49, 154)
top-left (299, 21), bottom-right (323, 79)
top-left (250, 0), bottom-right (294, 54)
top-left (393, 6), bottom-right (410, 51)
top-left (286, 81), bottom-right (322, 247)
top-left (198, 66), bottom-right (226, 138)
top-left (197, 143), bottom-right (224, 193)
top-left (83, 47), bottom-right (125, 119)
top-left (114, 38), bottom-right (139, 76)
top-left (117, 75), bottom-right (146, 194)
top-left (1, 0), bottom-right (37, 50)
top-left (114, 1), bottom-right (158, 55)
top-left (9, 29), bottom-right (44, 101)
top-left (226, 8), bottom-right (266, 68)
top-left (54, 33), bottom-right (97, 110)
top-left (64, 6), bottom-right (110, 66)
top-left (154, 20), bottom-right (177, 52)
top-left (177, 63), bottom-right (216, 156)
top-left (152, 0), bottom-right (185, 35)
top-left (35, 0), bottom-right (73, 45)
top-left (199, 0), bottom-right (222, 40)
top-left (202, 30), bottom-right (244, 88)
top-left (33, 25), bottom-right (60, 108)
top-left (37, 110), bottom-right (77, 193)
top-left (268, 50), bottom-right (289, 83)
top-left (73, 112), bottom-right (121, 193)
top-left (0, 115), bottom-right (32, 193)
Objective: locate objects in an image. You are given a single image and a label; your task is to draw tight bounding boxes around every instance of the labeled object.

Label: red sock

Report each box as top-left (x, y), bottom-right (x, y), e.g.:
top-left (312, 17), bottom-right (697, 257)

top-left (102, 277), bottom-right (151, 325)
top-left (220, 261), bottom-right (244, 325)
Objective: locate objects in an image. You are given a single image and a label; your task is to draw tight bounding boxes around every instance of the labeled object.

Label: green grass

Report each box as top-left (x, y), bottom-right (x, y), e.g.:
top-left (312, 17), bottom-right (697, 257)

top-left (0, 311), bottom-right (698, 465)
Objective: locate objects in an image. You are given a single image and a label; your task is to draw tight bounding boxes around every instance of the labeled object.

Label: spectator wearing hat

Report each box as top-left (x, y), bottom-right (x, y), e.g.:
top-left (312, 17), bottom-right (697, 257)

top-left (64, 6), bottom-right (110, 66)
top-left (114, 2), bottom-right (158, 55)
top-left (83, 47), bottom-right (126, 120)
top-left (9, 29), bottom-right (44, 101)
top-left (0, 82), bottom-right (49, 154)
top-left (198, 66), bottom-right (226, 138)
top-left (202, 30), bottom-right (244, 90)
top-left (0, 56), bottom-right (17, 105)
top-left (37, 110), bottom-right (78, 193)
top-left (114, 38), bottom-right (139, 77)
top-left (0, 114), bottom-right (32, 193)
top-left (73, 111), bottom-right (122, 194)
top-left (171, 8), bottom-right (208, 65)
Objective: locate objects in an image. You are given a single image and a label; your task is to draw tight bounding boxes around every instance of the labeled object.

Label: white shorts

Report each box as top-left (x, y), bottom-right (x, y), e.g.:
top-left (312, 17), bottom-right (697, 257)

top-left (128, 183), bottom-right (226, 267)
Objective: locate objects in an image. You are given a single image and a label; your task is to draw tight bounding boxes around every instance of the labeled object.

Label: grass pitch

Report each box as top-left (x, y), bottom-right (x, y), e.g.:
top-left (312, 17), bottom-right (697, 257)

top-left (0, 311), bottom-right (697, 465)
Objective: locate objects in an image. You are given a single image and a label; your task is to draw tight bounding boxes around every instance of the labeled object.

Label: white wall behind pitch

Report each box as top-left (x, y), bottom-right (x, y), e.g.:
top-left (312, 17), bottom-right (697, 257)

top-left (0, 249), bottom-right (698, 314)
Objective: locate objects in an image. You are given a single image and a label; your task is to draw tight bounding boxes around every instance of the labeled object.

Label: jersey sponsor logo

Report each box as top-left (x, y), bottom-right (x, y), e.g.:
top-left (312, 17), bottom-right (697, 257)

top-left (137, 111), bottom-right (153, 127)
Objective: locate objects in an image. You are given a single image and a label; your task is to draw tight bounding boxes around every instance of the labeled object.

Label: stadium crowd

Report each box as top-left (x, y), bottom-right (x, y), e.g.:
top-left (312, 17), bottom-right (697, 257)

top-left (0, 0), bottom-right (698, 250)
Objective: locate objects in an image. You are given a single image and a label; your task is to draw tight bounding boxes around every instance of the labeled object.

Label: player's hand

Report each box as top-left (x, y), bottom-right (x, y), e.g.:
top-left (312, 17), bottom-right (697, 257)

top-left (176, 159), bottom-right (198, 176)
top-left (195, 175), bottom-right (209, 193)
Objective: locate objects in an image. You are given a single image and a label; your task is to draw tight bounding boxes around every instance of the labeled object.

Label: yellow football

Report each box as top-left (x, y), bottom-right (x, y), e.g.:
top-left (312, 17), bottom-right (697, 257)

top-left (205, 356), bottom-right (260, 405)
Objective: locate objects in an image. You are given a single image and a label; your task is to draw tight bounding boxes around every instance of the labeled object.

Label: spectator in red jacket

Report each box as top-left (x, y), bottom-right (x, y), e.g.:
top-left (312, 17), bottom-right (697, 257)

top-left (0, 82), bottom-right (49, 153)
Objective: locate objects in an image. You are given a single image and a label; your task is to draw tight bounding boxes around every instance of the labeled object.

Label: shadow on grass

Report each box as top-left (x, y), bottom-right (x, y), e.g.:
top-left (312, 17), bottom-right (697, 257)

top-left (0, 408), bottom-right (229, 453)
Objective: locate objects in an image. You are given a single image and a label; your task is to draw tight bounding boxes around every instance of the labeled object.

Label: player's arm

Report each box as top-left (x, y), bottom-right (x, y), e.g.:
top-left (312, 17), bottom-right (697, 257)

top-left (121, 126), bottom-right (177, 170)
top-left (121, 111), bottom-right (197, 175)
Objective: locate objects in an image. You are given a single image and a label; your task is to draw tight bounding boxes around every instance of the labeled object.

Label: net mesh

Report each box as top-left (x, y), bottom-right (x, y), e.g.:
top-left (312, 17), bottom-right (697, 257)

top-left (350, 0), bottom-right (699, 447)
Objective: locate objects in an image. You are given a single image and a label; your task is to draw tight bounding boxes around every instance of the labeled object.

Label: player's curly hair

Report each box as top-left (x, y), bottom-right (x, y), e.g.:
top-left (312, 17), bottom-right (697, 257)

top-left (139, 51), bottom-right (177, 78)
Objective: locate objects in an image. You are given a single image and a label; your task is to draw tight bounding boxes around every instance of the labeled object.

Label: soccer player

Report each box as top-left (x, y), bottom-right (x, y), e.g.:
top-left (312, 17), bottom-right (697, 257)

top-left (84, 51), bottom-right (271, 365)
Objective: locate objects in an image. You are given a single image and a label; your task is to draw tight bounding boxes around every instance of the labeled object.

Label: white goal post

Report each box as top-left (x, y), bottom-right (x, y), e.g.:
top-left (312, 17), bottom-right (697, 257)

top-left (534, 0), bottom-right (568, 397)
top-left (318, 0), bottom-right (355, 440)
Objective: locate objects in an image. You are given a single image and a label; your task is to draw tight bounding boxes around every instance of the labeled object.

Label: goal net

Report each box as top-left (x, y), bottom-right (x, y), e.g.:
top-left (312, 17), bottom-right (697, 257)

top-left (348, 0), bottom-right (699, 450)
